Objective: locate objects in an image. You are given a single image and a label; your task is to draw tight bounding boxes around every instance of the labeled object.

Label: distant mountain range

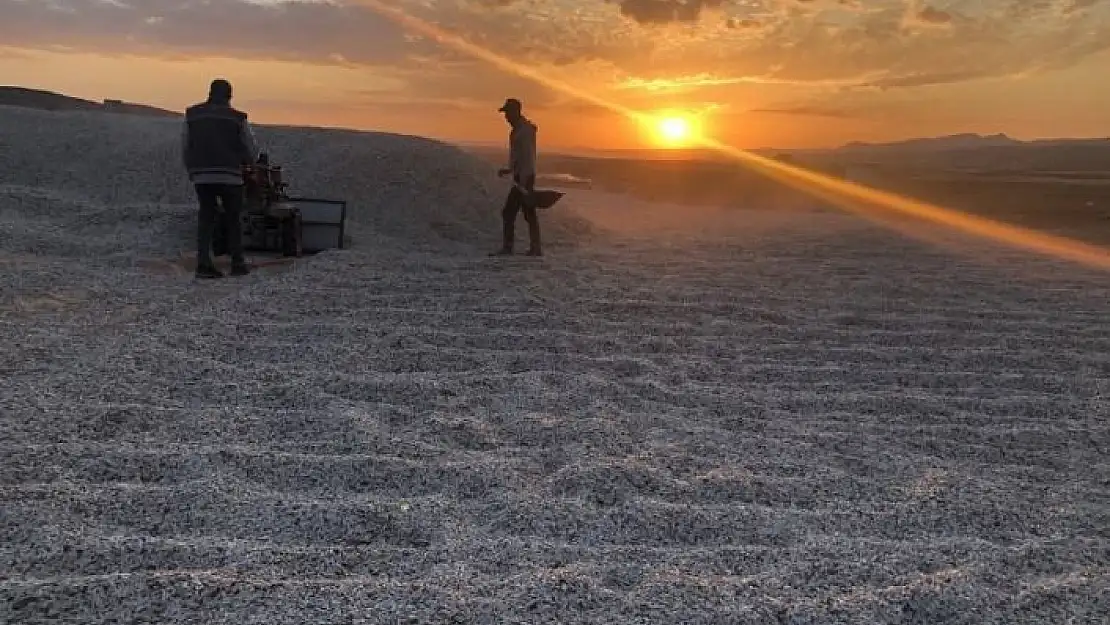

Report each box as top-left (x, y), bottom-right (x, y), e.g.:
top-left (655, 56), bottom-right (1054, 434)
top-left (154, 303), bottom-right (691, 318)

top-left (833, 132), bottom-right (1109, 153)
top-left (810, 133), bottom-right (1110, 173)
top-left (839, 133), bottom-right (1023, 152)
top-left (0, 86), bottom-right (179, 118)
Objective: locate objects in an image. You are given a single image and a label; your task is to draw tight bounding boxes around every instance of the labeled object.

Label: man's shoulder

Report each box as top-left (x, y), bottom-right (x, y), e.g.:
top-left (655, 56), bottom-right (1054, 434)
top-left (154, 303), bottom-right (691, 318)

top-left (511, 120), bottom-right (537, 137)
top-left (185, 101), bottom-right (248, 121)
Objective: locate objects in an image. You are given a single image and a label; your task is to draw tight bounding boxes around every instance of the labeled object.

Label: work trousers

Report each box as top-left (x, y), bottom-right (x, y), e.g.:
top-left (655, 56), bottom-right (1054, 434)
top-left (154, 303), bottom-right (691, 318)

top-left (501, 174), bottom-right (540, 251)
top-left (196, 183), bottom-right (245, 268)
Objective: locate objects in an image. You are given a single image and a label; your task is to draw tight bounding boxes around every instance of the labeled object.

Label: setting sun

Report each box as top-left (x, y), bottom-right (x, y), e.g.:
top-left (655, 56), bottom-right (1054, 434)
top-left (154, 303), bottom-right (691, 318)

top-left (651, 114), bottom-right (699, 148)
top-left (660, 117), bottom-right (689, 141)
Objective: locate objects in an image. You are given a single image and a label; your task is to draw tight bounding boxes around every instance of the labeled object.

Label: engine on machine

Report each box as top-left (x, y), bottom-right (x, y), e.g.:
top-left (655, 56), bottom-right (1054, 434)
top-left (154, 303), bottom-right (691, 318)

top-left (212, 152), bottom-right (348, 260)
top-left (241, 153), bottom-right (303, 257)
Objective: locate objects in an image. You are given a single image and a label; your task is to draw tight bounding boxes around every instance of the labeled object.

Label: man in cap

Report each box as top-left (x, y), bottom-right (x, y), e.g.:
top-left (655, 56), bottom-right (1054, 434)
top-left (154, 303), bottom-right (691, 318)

top-left (491, 97), bottom-right (542, 256)
top-left (181, 78), bottom-right (258, 278)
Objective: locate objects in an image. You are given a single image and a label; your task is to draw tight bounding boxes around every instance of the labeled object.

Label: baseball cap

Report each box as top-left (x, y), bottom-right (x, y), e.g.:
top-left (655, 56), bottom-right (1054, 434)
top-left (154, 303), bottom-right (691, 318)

top-left (498, 98), bottom-right (522, 112)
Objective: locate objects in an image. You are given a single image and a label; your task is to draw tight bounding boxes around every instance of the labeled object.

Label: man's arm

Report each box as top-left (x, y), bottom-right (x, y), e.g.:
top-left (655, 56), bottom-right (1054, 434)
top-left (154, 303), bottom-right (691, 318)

top-left (499, 136), bottom-right (514, 177)
top-left (518, 124), bottom-right (537, 180)
top-left (241, 119), bottom-right (259, 163)
top-left (180, 120), bottom-right (190, 170)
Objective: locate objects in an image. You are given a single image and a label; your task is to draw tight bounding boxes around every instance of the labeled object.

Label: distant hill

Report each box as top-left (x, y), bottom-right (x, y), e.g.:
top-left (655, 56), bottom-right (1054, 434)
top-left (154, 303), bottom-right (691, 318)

top-left (830, 132), bottom-right (1110, 155)
top-left (806, 133), bottom-right (1110, 173)
top-left (839, 133), bottom-right (1023, 152)
top-left (0, 86), bottom-right (179, 118)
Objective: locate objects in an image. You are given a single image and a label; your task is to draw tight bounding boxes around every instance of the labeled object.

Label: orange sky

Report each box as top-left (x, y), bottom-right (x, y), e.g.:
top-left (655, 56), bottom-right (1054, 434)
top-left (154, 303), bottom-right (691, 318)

top-left (2, 0), bottom-right (1109, 150)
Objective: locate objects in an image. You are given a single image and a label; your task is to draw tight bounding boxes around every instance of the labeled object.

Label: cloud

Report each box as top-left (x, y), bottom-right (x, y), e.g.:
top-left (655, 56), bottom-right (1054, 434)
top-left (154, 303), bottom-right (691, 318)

top-left (0, 46), bottom-right (31, 60)
top-left (615, 73), bottom-right (756, 91)
top-left (2, 0), bottom-right (1110, 110)
top-left (0, 0), bottom-right (417, 67)
top-left (606, 0), bottom-right (730, 25)
top-left (747, 105), bottom-right (857, 118)
top-left (862, 68), bottom-right (998, 89)
top-left (1061, 0), bottom-right (1106, 14)
top-left (916, 6), bottom-right (953, 24)
top-left (726, 17), bottom-right (761, 28)
top-left (615, 71), bottom-right (883, 91)
top-left (902, 1), bottom-right (956, 29)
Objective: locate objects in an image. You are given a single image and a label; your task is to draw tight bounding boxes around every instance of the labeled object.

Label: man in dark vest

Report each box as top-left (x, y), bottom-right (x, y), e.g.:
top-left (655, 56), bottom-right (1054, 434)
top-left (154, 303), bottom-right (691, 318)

top-left (181, 78), bottom-right (257, 278)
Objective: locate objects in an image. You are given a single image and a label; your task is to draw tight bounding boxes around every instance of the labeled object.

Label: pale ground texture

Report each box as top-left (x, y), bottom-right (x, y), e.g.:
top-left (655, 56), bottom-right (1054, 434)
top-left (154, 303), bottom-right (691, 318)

top-left (1, 106), bottom-right (1108, 624)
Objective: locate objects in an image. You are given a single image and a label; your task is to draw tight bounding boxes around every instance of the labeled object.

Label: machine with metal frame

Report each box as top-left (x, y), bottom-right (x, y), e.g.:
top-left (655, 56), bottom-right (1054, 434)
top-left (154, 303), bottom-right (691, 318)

top-left (212, 154), bottom-right (348, 258)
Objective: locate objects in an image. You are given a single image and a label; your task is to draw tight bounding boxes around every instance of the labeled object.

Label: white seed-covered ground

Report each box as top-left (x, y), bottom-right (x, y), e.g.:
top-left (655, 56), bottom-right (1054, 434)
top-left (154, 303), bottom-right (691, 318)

top-left (1, 106), bottom-right (1108, 624)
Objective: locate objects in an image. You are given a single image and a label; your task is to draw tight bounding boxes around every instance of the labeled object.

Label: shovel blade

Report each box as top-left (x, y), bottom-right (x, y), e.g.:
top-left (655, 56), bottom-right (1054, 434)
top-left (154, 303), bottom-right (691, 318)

top-left (530, 189), bottom-right (565, 209)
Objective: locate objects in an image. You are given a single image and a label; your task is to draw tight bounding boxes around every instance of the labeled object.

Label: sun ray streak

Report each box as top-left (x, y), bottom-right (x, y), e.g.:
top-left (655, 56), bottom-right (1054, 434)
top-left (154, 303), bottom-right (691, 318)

top-left (356, 0), bottom-right (1110, 272)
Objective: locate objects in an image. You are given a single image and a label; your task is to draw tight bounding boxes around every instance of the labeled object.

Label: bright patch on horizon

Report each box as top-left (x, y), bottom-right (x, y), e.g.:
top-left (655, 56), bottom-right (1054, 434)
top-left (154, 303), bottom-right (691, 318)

top-left (652, 114), bottom-right (697, 147)
top-left (658, 117), bottom-right (689, 145)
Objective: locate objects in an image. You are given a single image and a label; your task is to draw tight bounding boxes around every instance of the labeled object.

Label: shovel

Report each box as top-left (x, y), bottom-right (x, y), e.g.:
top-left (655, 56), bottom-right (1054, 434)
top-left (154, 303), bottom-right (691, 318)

top-left (511, 179), bottom-right (565, 209)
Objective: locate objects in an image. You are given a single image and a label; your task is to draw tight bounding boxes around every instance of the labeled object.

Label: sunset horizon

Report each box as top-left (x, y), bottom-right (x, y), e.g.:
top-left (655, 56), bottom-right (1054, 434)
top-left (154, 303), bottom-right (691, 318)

top-left (5, 75), bottom-right (1107, 153)
top-left (2, 0), bottom-right (1109, 150)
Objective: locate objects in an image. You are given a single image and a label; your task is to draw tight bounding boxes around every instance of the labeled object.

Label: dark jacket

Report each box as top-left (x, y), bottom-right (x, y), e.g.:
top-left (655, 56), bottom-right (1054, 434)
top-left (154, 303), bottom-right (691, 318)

top-left (507, 117), bottom-right (537, 179)
top-left (181, 100), bottom-right (258, 184)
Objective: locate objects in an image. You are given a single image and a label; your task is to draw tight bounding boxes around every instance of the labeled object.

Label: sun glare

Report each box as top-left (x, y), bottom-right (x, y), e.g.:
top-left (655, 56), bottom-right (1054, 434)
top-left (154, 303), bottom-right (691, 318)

top-left (659, 117), bottom-right (689, 142)
top-left (654, 115), bottom-right (694, 147)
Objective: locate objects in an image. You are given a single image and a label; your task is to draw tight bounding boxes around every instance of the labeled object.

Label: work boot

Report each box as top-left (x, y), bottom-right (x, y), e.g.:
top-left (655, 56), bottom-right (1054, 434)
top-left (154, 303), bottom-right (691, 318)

top-left (195, 265), bottom-right (224, 279)
top-left (230, 262), bottom-right (250, 277)
top-left (526, 216), bottom-right (541, 256)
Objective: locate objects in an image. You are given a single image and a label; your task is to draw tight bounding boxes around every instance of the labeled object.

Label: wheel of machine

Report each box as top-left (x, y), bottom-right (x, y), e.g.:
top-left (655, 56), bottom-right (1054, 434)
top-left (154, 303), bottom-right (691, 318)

top-left (282, 211), bottom-right (303, 257)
